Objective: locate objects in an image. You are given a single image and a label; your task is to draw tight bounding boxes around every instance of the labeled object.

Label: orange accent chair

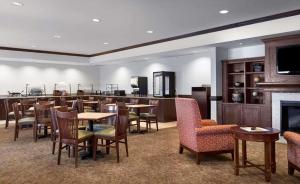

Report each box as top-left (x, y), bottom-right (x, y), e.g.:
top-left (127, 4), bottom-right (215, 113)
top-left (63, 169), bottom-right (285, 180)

top-left (175, 98), bottom-right (235, 164)
top-left (284, 131), bottom-right (300, 175)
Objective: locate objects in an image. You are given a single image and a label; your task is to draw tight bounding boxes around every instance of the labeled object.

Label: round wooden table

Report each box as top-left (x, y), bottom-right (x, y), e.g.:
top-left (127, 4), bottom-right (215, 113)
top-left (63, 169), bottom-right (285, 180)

top-left (230, 126), bottom-right (280, 182)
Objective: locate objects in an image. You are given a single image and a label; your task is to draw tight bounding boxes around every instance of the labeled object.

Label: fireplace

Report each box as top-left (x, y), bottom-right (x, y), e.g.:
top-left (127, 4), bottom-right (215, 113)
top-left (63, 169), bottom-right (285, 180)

top-left (280, 101), bottom-right (300, 134)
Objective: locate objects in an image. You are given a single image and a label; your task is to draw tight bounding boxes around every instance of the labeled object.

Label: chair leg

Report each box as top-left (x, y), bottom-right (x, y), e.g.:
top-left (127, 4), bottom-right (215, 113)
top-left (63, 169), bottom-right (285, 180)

top-left (93, 138), bottom-right (98, 161)
top-left (148, 119), bottom-right (151, 131)
top-left (14, 125), bottom-right (18, 141)
top-left (68, 146), bottom-right (71, 158)
top-left (288, 162), bottom-right (295, 176)
top-left (196, 153), bottom-right (202, 165)
top-left (58, 142), bottom-right (62, 165)
top-left (52, 140), bottom-right (56, 154)
top-left (179, 144), bottom-right (183, 154)
top-left (5, 118), bottom-right (9, 128)
top-left (125, 137), bottom-right (129, 157)
top-left (137, 119), bottom-right (140, 132)
top-left (156, 118), bottom-right (158, 131)
top-left (128, 121), bottom-right (131, 132)
top-left (116, 141), bottom-right (120, 163)
top-left (106, 140), bottom-right (110, 154)
top-left (231, 151), bottom-right (234, 160)
top-left (75, 145), bottom-right (78, 168)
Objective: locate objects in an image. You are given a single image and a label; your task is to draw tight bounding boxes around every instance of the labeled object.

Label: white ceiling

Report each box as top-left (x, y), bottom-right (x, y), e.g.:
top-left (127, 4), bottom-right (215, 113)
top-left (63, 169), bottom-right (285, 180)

top-left (0, 0), bottom-right (300, 55)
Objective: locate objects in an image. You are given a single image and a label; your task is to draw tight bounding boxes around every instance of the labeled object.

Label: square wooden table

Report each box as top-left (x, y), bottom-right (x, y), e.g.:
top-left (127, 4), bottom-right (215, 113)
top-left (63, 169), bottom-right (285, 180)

top-left (78, 112), bottom-right (117, 159)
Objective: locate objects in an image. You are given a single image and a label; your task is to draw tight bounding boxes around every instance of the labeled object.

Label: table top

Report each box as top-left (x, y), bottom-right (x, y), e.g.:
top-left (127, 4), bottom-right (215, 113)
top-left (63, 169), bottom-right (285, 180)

top-left (231, 126), bottom-right (280, 135)
top-left (83, 101), bottom-right (98, 104)
top-left (78, 112), bottom-right (116, 120)
top-left (106, 103), bottom-right (154, 108)
top-left (230, 126), bottom-right (280, 142)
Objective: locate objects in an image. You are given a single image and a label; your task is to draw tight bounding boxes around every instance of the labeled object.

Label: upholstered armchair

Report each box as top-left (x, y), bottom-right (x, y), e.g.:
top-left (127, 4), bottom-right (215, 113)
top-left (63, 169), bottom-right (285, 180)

top-left (175, 98), bottom-right (235, 164)
top-left (284, 131), bottom-right (300, 175)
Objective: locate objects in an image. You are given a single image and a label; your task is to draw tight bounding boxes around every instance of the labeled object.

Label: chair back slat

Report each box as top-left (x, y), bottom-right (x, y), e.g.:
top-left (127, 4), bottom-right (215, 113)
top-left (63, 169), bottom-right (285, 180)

top-left (12, 102), bottom-right (21, 121)
top-left (77, 99), bottom-right (84, 113)
top-left (116, 109), bottom-right (129, 137)
top-left (149, 100), bottom-right (159, 114)
top-left (129, 98), bottom-right (139, 104)
top-left (50, 106), bottom-right (68, 135)
top-left (56, 110), bottom-right (79, 140)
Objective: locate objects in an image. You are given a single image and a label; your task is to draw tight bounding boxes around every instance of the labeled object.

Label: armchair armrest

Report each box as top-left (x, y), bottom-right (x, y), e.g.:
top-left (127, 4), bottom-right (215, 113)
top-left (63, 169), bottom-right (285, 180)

top-left (196, 124), bottom-right (236, 136)
top-left (199, 119), bottom-right (217, 126)
top-left (284, 131), bottom-right (300, 147)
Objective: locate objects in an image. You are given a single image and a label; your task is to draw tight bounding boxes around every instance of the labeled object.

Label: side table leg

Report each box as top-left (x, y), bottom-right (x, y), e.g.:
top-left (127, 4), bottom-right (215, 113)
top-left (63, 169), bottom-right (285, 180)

top-left (271, 141), bottom-right (276, 173)
top-left (242, 140), bottom-right (247, 167)
top-left (264, 141), bottom-right (272, 182)
top-left (234, 138), bottom-right (239, 175)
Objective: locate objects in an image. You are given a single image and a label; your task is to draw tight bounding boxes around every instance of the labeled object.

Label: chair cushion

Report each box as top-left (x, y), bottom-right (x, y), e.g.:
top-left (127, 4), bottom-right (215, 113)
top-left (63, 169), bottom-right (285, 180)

top-left (8, 111), bottom-right (22, 117)
top-left (78, 130), bottom-right (93, 140)
top-left (78, 125), bottom-right (86, 130)
top-left (94, 127), bottom-right (115, 137)
top-left (18, 117), bottom-right (35, 126)
top-left (129, 115), bottom-right (139, 121)
top-left (129, 111), bottom-right (137, 116)
top-left (140, 113), bottom-right (156, 118)
top-left (84, 109), bottom-right (95, 112)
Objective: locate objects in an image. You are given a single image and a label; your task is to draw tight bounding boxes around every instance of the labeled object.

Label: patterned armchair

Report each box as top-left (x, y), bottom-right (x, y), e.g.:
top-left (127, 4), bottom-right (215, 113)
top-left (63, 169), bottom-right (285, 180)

top-left (175, 98), bottom-right (235, 164)
top-left (283, 131), bottom-right (300, 175)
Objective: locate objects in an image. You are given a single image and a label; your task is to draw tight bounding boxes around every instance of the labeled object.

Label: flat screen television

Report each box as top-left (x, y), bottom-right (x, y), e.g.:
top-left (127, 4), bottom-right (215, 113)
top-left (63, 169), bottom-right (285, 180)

top-left (277, 44), bottom-right (300, 75)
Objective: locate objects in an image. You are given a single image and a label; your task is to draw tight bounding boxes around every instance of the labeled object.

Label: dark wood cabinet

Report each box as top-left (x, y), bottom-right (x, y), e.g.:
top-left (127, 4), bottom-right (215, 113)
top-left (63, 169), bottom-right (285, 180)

top-left (221, 103), bottom-right (242, 125)
top-left (192, 87), bottom-right (211, 119)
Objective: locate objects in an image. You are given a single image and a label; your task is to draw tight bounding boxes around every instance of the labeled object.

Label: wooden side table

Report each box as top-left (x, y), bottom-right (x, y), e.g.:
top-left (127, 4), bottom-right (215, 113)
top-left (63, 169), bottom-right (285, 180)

top-left (230, 126), bottom-right (280, 182)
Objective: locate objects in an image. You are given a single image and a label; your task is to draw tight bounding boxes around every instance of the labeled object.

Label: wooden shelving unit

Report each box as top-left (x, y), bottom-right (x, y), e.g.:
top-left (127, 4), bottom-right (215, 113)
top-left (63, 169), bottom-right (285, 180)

top-left (223, 57), bottom-right (265, 105)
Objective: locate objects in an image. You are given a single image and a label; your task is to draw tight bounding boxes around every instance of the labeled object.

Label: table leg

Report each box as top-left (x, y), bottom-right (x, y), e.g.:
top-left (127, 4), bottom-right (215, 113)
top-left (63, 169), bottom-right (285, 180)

top-left (264, 141), bottom-right (272, 182)
top-left (242, 140), bottom-right (247, 167)
top-left (137, 108), bottom-right (141, 133)
top-left (81, 120), bottom-right (94, 160)
top-left (234, 138), bottom-right (239, 175)
top-left (271, 141), bottom-right (276, 173)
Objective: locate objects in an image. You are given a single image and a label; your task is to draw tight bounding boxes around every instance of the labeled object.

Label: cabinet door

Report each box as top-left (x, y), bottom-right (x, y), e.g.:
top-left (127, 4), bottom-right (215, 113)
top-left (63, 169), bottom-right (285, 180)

top-left (222, 104), bottom-right (242, 125)
top-left (242, 106), bottom-right (262, 126)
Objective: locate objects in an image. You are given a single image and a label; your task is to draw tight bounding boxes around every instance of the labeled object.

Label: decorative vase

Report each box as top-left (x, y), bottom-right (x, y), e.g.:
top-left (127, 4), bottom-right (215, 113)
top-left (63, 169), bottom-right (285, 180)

top-left (253, 63), bottom-right (264, 72)
top-left (254, 77), bottom-right (260, 83)
top-left (232, 91), bottom-right (244, 103)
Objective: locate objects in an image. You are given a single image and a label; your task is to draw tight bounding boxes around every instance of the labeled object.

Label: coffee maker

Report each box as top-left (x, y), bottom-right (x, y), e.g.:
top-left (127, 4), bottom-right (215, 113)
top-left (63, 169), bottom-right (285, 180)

top-left (130, 76), bottom-right (148, 96)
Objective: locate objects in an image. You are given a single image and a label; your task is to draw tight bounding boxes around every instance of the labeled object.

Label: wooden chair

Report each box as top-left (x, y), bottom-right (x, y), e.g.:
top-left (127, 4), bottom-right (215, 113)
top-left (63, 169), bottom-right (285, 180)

top-left (50, 106), bottom-right (68, 154)
top-left (129, 98), bottom-right (139, 115)
top-left (93, 108), bottom-right (129, 162)
top-left (105, 97), bottom-right (114, 104)
top-left (140, 100), bottom-right (159, 132)
top-left (12, 102), bottom-right (35, 141)
top-left (33, 103), bottom-right (55, 142)
top-left (20, 99), bottom-right (36, 117)
top-left (4, 99), bottom-right (21, 128)
top-left (60, 97), bottom-right (66, 106)
top-left (56, 110), bottom-right (93, 168)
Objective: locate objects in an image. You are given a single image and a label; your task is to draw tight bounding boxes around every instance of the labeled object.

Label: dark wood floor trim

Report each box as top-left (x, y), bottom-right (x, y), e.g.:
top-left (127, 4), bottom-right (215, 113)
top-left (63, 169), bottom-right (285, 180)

top-left (0, 46), bottom-right (90, 57)
top-left (0, 9), bottom-right (299, 58)
top-left (91, 9), bottom-right (300, 57)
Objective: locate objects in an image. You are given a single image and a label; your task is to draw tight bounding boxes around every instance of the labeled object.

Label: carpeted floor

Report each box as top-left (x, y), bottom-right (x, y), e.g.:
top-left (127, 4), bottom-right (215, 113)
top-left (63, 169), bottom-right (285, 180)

top-left (0, 125), bottom-right (299, 184)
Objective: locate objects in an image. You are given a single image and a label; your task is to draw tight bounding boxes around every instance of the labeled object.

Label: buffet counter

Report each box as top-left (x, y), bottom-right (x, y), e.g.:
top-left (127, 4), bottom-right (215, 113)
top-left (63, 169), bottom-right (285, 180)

top-left (0, 95), bottom-right (176, 122)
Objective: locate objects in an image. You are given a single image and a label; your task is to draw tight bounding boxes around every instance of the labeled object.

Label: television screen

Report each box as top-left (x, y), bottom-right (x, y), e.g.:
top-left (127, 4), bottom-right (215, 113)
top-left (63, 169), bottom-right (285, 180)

top-left (277, 45), bottom-right (300, 74)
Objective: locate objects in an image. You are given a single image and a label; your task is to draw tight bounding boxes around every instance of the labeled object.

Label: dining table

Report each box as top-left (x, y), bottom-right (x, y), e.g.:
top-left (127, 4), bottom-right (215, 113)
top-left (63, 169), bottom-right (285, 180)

top-left (77, 112), bottom-right (117, 159)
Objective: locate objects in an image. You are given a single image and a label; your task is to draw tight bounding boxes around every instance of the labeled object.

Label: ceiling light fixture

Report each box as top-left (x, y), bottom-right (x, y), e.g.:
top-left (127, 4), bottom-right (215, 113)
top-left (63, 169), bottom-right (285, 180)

top-left (103, 42), bottom-right (109, 45)
top-left (92, 18), bottom-right (100, 23)
top-left (53, 35), bottom-right (61, 39)
top-left (239, 43), bottom-right (243, 45)
top-left (31, 45), bottom-right (37, 48)
top-left (12, 2), bottom-right (23, 6)
top-left (146, 30), bottom-right (154, 34)
top-left (219, 10), bottom-right (229, 14)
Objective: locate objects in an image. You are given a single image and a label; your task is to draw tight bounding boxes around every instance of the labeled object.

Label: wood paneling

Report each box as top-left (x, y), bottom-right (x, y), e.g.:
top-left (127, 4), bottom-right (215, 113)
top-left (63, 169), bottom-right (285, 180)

top-left (222, 103), bottom-right (242, 125)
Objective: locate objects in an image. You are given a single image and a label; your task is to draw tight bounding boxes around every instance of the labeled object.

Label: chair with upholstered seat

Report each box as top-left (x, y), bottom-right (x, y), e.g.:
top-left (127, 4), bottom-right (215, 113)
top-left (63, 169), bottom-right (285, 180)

top-left (4, 99), bottom-right (21, 128)
top-left (33, 102), bottom-right (55, 142)
top-left (20, 99), bottom-right (36, 117)
top-left (140, 99), bottom-right (159, 132)
top-left (93, 108), bottom-right (129, 162)
top-left (284, 131), bottom-right (300, 175)
top-left (56, 110), bottom-right (93, 168)
top-left (50, 106), bottom-right (68, 154)
top-left (12, 102), bottom-right (35, 141)
top-left (175, 98), bottom-right (235, 164)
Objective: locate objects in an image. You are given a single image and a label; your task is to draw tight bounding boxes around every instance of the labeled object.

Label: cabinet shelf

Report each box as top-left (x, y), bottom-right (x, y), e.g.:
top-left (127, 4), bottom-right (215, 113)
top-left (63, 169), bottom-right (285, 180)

top-left (246, 72), bottom-right (264, 74)
top-left (228, 72), bottom-right (244, 75)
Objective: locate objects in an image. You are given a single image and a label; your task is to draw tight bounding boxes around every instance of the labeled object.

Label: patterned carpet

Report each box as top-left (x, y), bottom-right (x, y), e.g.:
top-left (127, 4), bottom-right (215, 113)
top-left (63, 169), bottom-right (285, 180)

top-left (0, 125), bottom-right (299, 184)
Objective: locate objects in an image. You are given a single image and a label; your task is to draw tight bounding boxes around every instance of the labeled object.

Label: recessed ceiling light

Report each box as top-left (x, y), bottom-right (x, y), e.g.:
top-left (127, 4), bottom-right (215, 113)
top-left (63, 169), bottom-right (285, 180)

top-left (144, 58), bottom-right (149, 60)
top-left (239, 43), bottom-right (243, 45)
top-left (103, 42), bottom-right (109, 45)
top-left (53, 35), bottom-right (61, 39)
top-left (146, 30), bottom-right (154, 34)
top-left (12, 2), bottom-right (23, 6)
top-left (31, 45), bottom-right (37, 48)
top-left (219, 10), bottom-right (229, 14)
top-left (92, 18), bottom-right (100, 23)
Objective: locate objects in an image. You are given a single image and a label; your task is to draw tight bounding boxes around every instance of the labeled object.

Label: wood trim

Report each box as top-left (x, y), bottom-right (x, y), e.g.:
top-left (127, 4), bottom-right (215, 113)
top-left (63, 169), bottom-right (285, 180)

top-left (210, 96), bottom-right (223, 101)
top-left (0, 9), bottom-right (300, 57)
top-left (91, 9), bottom-right (300, 57)
top-left (0, 46), bottom-right (90, 57)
